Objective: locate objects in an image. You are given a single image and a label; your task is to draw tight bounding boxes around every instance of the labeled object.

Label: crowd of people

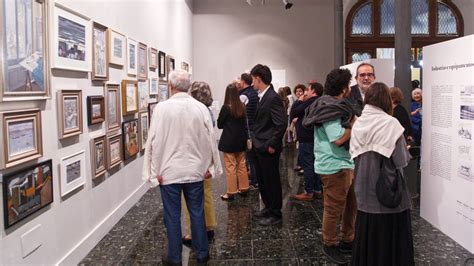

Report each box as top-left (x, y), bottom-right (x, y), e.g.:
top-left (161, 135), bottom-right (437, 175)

top-left (142, 62), bottom-right (423, 265)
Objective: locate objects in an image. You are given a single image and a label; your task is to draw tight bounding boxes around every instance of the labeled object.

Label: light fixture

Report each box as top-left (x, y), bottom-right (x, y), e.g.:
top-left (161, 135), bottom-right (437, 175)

top-left (283, 0), bottom-right (293, 9)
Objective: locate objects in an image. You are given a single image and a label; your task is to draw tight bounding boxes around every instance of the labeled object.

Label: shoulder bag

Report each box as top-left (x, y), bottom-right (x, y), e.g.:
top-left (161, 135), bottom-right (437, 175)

top-left (376, 156), bottom-right (403, 208)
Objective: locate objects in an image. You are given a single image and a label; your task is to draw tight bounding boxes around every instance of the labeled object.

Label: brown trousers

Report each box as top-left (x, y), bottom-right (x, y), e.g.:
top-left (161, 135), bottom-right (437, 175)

top-left (320, 169), bottom-right (357, 246)
top-left (223, 152), bottom-right (249, 194)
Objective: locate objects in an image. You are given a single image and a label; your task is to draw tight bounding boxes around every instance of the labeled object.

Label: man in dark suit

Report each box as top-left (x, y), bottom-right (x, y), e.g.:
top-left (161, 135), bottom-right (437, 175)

top-left (250, 64), bottom-right (287, 226)
top-left (347, 63), bottom-right (376, 116)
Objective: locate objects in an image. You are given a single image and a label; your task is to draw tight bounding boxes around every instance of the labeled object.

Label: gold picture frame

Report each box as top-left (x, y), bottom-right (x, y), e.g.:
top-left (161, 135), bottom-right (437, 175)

top-left (121, 80), bottom-right (138, 116)
top-left (58, 90), bottom-right (83, 139)
top-left (107, 29), bottom-right (126, 66)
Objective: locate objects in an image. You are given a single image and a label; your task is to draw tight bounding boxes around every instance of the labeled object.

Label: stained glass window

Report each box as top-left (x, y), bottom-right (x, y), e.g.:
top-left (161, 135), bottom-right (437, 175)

top-left (437, 2), bottom-right (457, 35)
top-left (351, 3), bottom-right (372, 35)
top-left (352, 52), bottom-right (372, 62)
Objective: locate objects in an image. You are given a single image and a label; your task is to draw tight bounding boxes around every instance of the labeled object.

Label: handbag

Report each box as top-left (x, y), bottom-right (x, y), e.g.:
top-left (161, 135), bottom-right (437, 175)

top-left (376, 156), bottom-right (403, 208)
top-left (245, 113), bottom-right (252, 151)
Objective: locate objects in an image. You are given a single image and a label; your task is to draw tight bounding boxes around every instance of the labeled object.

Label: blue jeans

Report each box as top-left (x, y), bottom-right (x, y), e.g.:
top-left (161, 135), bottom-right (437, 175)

top-left (246, 151), bottom-right (258, 185)
top-left (160, 181), bottom-right (208, 263)
top-left (299, 142), bottom-right (322, 194)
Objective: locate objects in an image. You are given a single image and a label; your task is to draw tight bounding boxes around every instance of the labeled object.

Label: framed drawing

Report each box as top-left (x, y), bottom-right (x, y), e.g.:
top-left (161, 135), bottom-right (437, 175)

top-left (106, 134), bottom-right (123, 169)
top-left (52, 3), bottom-right (91, 72)
top-left (148, 102), bottom-right (158, 124)
top-left (158, 51), bottom-right (166, 80)
top-left (2, 160), bottom-right (53, 229)
top-left (181, 62), bottom-right (189, 72)
top-left (122, 119), bottom-right (139, 160)
top-left (105, 83), bottom-right (121, 132)
top-left (149, 77), bottom-right (158, 95)
top-left (137, 42), bottom-right (148, 80)
top-left (138, 80), bottom-right (149, 111)
top-left (107, 29), bottom-right (126, 66)
top-left (159, 82), bottom-right (169, 102)
top-left (92, 22), bottom-right (108, 81)
top-left (60, 150), bottom-right (86, 197)
top-left (149, 47), bottom-right (158, 69)
top-left (2, 110), bottom-right (43, 169)
top-left (127, 38), bottom-right (137, 76)
top-left (87, 96), bottom-right (105, 125)
top-left (0, 0), bottom-right (50, 101)
top-left (58, 90), bottom-right (83, 139)
top-left (121, 80), bottom-right (138, 116)
top-left (91, 135), bottom-right (106, 178)
top-left (139, 112), bottom-right (149, 151)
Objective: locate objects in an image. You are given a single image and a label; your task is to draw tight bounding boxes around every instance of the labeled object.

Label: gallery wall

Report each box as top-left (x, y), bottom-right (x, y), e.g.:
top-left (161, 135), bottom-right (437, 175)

top-left (0, 0), bottom-right (193, 265)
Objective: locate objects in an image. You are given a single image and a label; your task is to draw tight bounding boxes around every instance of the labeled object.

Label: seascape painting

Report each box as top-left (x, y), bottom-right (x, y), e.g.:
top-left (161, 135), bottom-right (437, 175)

top-left (57, 16), bottom-right (86, 61)
top-left (8, 120), bottom-right (35, 156)
top-left (66, 160), bottom-right (81, 183)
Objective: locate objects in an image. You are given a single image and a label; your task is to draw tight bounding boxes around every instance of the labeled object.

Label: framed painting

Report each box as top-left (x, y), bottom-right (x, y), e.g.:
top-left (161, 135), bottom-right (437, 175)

top-left (158, 82), bottom-right (169, 102)
top-left (58, 90), bottom-right (83, 139)
top-left (166, 55), bottom-right (175, 78)
top-left (158, 51), bottom-right (166, 80)
top-left (148, 102), bottom-right (158, 124)
top-left (91, 135), bottom-right (106, 178)
top-left (138, 80), bottom-right (149, 111)
top-left (2, 110), bottom-right (43, 169)
top-left (60, 150), bottom-right (86, 197)
top-left (87, 96), bottom-right (105, 125)
top-left (181, 62), bottom-right (189, 72)
top-left (149, 77), bottom-right (158, 95)
top-left (106, 133), bottom-right (123, 169)
top-left (92, 22), bottom-right (108, 81)
top-left (2, 159), bottom-right (53, 229)
top-left (137, 42), bottom-right (148, 80)
top-left (127, 38), bottom-right (137, 76)
top-left (139, 112), bottom-right (149, 151)
top-left (52, 3), bottom-right (91, 72)
top-left (121, 80), bottom-right (138, 116)
top-left (107, 29), bottom-right (125, 66)
top-left (122, 119), bottom-right (139, 160)
top-left (0, 0), bottom-right (50, 101)
top-left (149, 47), bottom-right (158, 69)
top-left (104, 83), bottom-right (121, 132)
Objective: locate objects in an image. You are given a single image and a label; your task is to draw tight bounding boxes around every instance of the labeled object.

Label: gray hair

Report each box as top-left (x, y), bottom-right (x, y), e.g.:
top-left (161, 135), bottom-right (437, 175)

top-left (169, 70), bottom-right (191, 92)
top-left (189, 81), bottom-right (213, 107)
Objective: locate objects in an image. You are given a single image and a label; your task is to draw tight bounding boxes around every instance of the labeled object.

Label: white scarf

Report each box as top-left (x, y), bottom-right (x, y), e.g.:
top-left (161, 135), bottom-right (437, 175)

top-left (350, 104), bottom-right (404, 159)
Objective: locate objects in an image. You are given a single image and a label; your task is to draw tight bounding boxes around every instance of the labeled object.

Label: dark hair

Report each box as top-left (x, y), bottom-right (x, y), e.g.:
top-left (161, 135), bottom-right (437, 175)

top-left (309, 82), bottom-right (324, 96)
top-left (189, 81), bottom-right (213, 107)
top-left (283, 86), bottom-right (291, 96)
top-left (389, 87), bottom-right (404, 105)
top-left (411, 80), bottom-right (420, 90)
top-left (356, 63), bottom-right (375, 77)
top-left (293, 84), bottom-right (306, 94)
top-left (324, 68), bottom-right (352, 96)
top-left (224, 83), bottom-right (246, 118)
top-left (250, 64), bottom-right (272, 85)
top-left (241, 73), bottom-right (252, 86)
top-left (365, 82), bottom-right (393, 115)
top-left (278, 87), bottom-right (289, 110)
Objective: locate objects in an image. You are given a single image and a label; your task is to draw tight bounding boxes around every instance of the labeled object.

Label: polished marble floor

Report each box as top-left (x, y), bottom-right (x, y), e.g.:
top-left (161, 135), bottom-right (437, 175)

top-left (81, 147), bottom-right (474, 265)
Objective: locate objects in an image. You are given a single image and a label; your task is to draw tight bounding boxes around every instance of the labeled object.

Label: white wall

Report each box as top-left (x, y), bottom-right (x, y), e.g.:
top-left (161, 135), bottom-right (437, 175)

top-left (192, 0), bottom-right (335, 105)
top-left (0, 0), bottom-right (193, 264)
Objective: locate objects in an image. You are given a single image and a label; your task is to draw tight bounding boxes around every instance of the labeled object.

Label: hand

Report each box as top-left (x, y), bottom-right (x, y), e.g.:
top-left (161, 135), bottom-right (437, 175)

top-left (299, 94), bottom-right (306, 101)
top-left (267, 146), bottom-right (275, 154)
top-left (156, 175), bottom-right (163, 184)
top-left (292, 118), bottom-right (298, 124)
top-left (204, 171), bottom-right (212, 179)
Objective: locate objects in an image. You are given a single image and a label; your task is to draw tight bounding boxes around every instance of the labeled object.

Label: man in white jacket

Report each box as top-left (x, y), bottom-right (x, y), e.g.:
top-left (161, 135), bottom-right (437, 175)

top-left (142, 70), bottom-right (222, 265)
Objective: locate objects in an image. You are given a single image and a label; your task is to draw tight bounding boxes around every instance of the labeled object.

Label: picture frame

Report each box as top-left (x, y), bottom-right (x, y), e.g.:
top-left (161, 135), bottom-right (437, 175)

top-left (58, 90), bottom-right (83, 139)
top-left (159, 82), bottom-right (169, 102)
top-left (104, 83), bottom-right (121, 132)
top-left (52, 3), bottom-right (91, 72)
top-left (149, 47), bottom-right (158, 69)
top-left (127, 38), bottom-right (138, 76)
top-left (138, 80), bottom-right (149, 111)
top-left (2, 110), bottom-right (43, 169)
top-left (122, 119), bottom-right (139, 160)
top-left (92, 22), bottom-right (108, 81)
top-left (148, 102), bottom-right (158, 124)
top-left (137, 42), bottom-right (148, 80)
top-left (107, 29), bottom-right (126, 66)
top-left (139, 112), bottom-right (149, 151)
top-left (158, 51), bottom-right (166, 80)
top-left (149, 77), bottom-right (158, 95)
top-left (0, 0), bottom-right (50, 101)
top-left (181, 62), bottom-right (189, 72)
top-left (2, 160), bottom-right (53, 229)
top-left (87, 96), bottom-right (105, 125)
top-left (121, 80), bottom-right (138, 116)
top-left (91, 135), bottom-right (106, 178)
top-left (166, 55), bottom-right (175, 78)
top-left (60, 150), bottom-right (86, 197)
top-left (106, 134), bottom-right (123, 169)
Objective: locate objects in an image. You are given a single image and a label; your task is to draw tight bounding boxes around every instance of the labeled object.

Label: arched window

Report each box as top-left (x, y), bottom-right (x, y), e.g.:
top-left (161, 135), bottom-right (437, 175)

top-left (346, 0), bottom-right (463, 63)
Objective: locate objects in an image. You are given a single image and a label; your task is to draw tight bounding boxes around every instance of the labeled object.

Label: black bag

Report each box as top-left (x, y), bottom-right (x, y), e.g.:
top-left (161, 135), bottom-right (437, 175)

top-left (376, 157), bottom-right (403, 208)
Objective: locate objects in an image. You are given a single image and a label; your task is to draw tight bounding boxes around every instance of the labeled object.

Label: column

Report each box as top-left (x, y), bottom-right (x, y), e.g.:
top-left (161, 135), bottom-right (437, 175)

top-left (394, 0), bottom-right (412, 110)
top-left (334, 0), bottom-right (344, 67)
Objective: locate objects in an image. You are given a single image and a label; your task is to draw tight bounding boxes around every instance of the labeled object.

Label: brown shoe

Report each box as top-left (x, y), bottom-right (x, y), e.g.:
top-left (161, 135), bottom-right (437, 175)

top-left (292, 193), bottom-right (314, 201)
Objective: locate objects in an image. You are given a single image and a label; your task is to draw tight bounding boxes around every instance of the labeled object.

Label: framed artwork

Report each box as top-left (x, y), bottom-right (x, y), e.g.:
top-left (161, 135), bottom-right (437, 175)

top-left (87, 96), bottom-right (105, 125)
top-left (107, 134), bottom-right (123, 169)
top-left (58, 90), bottom-right (83, 139)
top-left (121, 80), bottom-right (138, 116)
top-left (108, 29), bottom-right (126, 66)
top-left (0, 0), bottom-right (50, 101)
top-left (2, 160), bottom-right (53, 229)
top-left (158, 51), bottom-right (166, 80)
top-left (159, 82), bottom-right (169, 102)
top-left (138, 80), bottom-right (149, 111)
top-left (181, 62), bottom-right (189, 72)
top-left (137, 42), bottom-right (148, 80)
top-left (91, 135), bottom-right (106, 178)
top-left (92, 22), bottom-right (108, 80)
top-left (122, 119), bottom-right (139, 160)
top-left (166, 55), bottom-right (175, 78)
top-left (148, 102), bottom-right (158, 124)
top-left (149, 47), bottom-right (158, 69)
top-left (2, 110), bottom-right (43, 169)
top-left (104, 83), bottom-right (121, 132)
top-left (60, 150), bottom-right (86, 197)
top-left (127, 38), bottom-right (138, 76)
top-left (149, 78), bottom-right (158, 95)
top-left (52, 3), bottom-right (91, 72)
top-left (139, 112), bottom-right (149, 151)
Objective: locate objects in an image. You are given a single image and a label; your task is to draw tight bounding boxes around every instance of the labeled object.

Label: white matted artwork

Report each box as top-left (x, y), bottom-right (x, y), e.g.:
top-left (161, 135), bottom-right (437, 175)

top-left (127, 38), bottom-right (138, 76)
top-left (138, 80), bottom-right (149, 111)
top-left (149, 77), bottom-right (158, 95)
top-left (108, 29), bottom-right (126, 66)
top-left (60, 150), bottom-right (86, 197)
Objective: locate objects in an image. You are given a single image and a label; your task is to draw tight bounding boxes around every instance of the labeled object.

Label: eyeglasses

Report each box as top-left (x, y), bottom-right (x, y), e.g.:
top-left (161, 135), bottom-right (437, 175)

top-left (358, 73), bottom-right (375, 78)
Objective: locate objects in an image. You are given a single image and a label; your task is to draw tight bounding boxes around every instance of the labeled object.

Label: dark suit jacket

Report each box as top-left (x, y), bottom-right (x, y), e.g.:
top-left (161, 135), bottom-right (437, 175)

top-left (348, 84), bottom-right (364, 116)
top-left (252, 85), bottom-right (287, 153)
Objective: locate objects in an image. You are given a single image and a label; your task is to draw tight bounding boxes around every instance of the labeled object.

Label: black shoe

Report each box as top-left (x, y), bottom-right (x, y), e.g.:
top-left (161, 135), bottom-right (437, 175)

top-left (253, 209), bottom-right (270, 219)
top-left (238, 190), bottom-right (249, 197)
top-left (182, 236), bottom-right (192, 248)
top-left (338, 241), bottom-right (352, 254)
top-left (162, 256), bottom-right (182, 266)
top-left (220, 194), bottom-right (235, 201)
top-left (207, 230), bottom-right (215, 241)
top-left (249, 183), bottom-right (259, 190)
top-left (196, 253), bottom-right (210, 265)
top-left (323, 245), bottom-right (349, 265)
top-left (257, 216), bottom-right (282, 226)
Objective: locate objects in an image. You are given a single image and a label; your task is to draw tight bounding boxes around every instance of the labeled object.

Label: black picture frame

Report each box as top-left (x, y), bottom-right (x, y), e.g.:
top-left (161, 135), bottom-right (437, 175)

top-left (122, 119), bottom-right (139, 160)
top-left (148, 102), bottom-right (158, 124)
top-left (3, 160), bottom-right (54, 229)
top-left (87, 96), bottom-right (105, 125)
top-left (158, 51), bottom-right (166, 79)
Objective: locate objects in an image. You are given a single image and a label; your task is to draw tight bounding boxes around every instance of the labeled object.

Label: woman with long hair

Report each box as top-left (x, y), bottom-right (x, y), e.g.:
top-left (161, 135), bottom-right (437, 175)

top-left (217, 83), bottom-right (249, 200)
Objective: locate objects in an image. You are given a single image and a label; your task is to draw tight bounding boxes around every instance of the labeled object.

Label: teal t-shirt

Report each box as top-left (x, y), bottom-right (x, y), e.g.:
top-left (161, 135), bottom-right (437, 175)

top-left (314, 119), bottom-right (354, 175)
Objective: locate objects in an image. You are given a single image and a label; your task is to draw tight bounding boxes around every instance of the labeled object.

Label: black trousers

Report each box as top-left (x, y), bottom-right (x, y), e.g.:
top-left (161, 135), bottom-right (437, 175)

top-left (254, 151), bottom-right (282, 218)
